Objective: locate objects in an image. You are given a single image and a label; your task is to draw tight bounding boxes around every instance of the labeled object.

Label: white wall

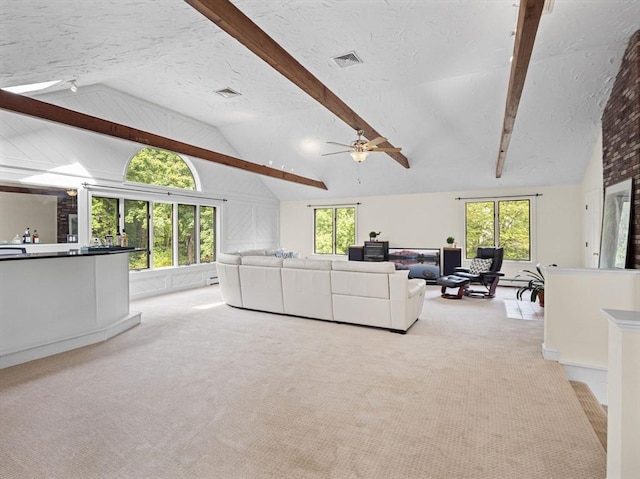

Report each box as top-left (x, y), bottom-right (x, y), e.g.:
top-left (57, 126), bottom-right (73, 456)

top-left (0, 85), bottom-right (280, 297)
top-left (281, 184), bottom-right (584, 281)
top-left (580, 129), bottom-right (604, 268)
top-left (543, 267), bottom-right (640, 404)
top-left (0, 192), bottom-right (57, 244)
top-left (581, 129), bottom-right (604, 200)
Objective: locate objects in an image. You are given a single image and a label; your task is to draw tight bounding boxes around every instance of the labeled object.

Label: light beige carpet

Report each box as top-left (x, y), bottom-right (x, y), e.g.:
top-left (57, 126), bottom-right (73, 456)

top-left (0, 286), bottom-right (605, 478)
top-left (570, 381), bottom-right (608, 451)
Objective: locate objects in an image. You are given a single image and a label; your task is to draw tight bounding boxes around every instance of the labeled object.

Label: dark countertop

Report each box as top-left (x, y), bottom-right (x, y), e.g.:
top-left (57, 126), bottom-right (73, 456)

top-left (0, 247), bottom-right (143, 262)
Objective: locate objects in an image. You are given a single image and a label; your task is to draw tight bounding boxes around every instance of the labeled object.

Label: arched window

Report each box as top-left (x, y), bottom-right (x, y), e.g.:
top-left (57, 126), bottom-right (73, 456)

top-left (90, 147), bottom-right (216, 272)
top-left (126, 147), bottom-right (196, 190)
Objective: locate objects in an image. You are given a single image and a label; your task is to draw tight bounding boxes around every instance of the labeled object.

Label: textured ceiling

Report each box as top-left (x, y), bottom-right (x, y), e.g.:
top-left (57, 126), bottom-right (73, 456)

top-left (0, 0), bottom-right (638, 200)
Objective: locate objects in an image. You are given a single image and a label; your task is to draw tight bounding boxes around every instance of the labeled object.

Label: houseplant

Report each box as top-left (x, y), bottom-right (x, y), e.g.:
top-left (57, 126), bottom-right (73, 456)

top-left (369, 231), bottom-right (381, 241)
top-left (513, 264), bottom-right (545, 306)
top-left (446, 236), bottom-right (455, 247)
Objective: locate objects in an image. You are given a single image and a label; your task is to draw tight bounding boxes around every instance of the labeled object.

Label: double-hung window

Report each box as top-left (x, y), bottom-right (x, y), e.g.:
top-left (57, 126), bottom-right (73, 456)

top-left (314, 206), bottom-right (356, 255)
top-left (464, 198), bottom-right (532, 261)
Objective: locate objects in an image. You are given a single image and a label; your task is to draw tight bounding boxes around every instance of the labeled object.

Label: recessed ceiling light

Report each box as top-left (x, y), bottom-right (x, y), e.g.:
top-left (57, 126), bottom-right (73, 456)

top-left (1, 80), bottom-right (62, 94)
top-left (215, 87), bottom-right (241, 99)
top-left (332, 51), bottom-right (363, 68)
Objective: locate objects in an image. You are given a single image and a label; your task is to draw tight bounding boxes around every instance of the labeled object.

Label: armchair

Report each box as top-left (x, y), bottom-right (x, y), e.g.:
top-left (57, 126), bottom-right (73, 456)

top-left (454, 247), bottom-right (504, 298)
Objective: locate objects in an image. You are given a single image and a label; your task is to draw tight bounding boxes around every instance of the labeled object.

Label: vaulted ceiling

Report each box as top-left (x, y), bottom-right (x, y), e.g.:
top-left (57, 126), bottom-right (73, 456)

top-left (0, 1), bottom-right (637, 200)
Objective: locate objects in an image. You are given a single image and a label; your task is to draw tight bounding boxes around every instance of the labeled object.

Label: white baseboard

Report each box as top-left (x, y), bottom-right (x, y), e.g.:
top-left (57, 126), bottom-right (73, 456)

top-left (560, 361), bottom-right (608, 405)
top-left (541, 343), bottom-right (560, 361)
top-left (0, 312), bottom-right (141, 369)
top-left (540, 344), bottom-right (608, 405)
top-left (561, 362), bottom-right (608, 405)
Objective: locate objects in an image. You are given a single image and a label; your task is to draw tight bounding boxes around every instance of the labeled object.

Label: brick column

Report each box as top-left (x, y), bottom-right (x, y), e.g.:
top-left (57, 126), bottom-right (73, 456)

top-left (602, 29), bottom-right (640, 269)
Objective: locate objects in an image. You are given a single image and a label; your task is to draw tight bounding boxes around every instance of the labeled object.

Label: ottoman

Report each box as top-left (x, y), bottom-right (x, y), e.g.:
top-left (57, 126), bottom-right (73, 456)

top-left (437, 275), bottom-right (470, 299)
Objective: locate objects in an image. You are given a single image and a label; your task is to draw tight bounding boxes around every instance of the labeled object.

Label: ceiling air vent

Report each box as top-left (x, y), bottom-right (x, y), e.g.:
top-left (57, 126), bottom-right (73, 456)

top-left (215, 87), bottom-right (241, 99)
top-left (332, 51), bottom-right (363, 68)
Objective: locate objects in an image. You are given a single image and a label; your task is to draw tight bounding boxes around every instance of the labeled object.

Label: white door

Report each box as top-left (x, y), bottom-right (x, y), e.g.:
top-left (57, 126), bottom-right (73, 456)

top-left (584, 189), bottom-right (601, 268)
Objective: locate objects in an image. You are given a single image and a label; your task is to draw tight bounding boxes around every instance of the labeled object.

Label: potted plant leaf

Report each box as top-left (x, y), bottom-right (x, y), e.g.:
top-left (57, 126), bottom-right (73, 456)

top-left (513, 264), bottom-right (545, 306)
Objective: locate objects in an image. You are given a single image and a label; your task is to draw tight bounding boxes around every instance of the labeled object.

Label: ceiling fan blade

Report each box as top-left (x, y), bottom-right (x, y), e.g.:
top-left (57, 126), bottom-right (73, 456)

top-left (321, 150), bottom-right (351, 156)
top-left (326, 141), bottom-right (353, 148)
top-left (364, 136), bottom-right (387, 148)
top-left (369, 147), bottom-right (402, 153)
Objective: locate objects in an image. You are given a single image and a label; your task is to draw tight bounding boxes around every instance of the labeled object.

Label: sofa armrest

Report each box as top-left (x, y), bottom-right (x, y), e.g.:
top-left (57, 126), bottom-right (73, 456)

top-left (407, 279), bottom-right (425, 298)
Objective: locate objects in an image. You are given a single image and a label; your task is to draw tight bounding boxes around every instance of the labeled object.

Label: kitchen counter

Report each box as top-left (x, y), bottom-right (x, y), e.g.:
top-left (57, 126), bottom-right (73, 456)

top-left (0, 246), bottom-right (140, 261)
top-left (0, 248), bottom-right (141, 368)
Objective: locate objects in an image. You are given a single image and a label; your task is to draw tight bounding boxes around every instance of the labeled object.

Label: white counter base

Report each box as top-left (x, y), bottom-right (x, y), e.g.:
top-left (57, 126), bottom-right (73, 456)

top-left (0, 252), bottom-right (141, 368)
top-left (0, 311), bottom-right (140, 369)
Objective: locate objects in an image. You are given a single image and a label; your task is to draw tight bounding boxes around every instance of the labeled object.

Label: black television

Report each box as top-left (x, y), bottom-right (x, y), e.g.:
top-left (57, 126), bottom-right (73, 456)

top-left (389, 248), bottom-right (441, 282)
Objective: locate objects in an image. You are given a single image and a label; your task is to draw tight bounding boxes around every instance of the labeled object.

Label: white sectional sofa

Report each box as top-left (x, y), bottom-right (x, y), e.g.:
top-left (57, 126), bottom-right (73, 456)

top-left (216, 251), bottom-right (426, 333)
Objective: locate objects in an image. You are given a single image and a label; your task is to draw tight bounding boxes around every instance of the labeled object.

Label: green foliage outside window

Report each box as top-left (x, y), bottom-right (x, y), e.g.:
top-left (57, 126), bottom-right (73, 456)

top-left (335, 207), bottom-right (355, 255)
top-left (153, 202), bottom-right (173, 268)
top-left (126, 148), bottom-right (195, 190)
top-left (465, 199), bottom-right (531, 261)
top-left (124, 199), bottom-right (149, 270)
top-left (91, 196), bottom-right (118, 243)
top-left (314, 208), bottom-right (333, 254)
top-left (200, 206), bottom-right (216, 263)
top-left (314, 207), bottom-right (355, 255)
top-left (498, 200), bottom-right (530, 261)
top-left (465, 202), bottom-right (495, 258)
top-left (178, 204), bottom-right (196, 266)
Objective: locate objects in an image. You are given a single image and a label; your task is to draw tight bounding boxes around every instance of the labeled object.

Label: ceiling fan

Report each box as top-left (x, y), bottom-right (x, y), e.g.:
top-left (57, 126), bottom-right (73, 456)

top-left (322, 129), bottom-right (402, 163)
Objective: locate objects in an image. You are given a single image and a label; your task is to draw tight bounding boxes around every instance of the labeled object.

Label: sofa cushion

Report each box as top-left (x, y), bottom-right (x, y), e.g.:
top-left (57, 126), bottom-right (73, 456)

top-left (217, 253), bottom-right (242, 265)
top-left (331, 270), bottom-right (390, 299)
top-left (282, 267), bottom-right (333, 321)
top-left (239, 260), bottom-right (284, 313)
top-left (241, 256), bottom-right (283, 267)
top-left (238, 249), bottom-right (267, 256)
top-left (331, 261), bottom-right (395, 274)
top-left (283, 258), bottom-right (332, 271)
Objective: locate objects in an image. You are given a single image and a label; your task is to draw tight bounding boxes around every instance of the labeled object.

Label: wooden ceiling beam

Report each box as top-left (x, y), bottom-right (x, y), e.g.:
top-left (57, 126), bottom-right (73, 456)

top-left (185, 0), bottom-right (410, 169)
top-left (495, 0), bottom-right (545, 178)
top-left (0, 90), bottom-right (327, 190)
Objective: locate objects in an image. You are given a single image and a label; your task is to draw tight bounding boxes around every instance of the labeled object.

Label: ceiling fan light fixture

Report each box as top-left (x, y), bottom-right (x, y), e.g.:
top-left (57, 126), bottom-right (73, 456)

top-left (350, 150), bottom-right (369, 163)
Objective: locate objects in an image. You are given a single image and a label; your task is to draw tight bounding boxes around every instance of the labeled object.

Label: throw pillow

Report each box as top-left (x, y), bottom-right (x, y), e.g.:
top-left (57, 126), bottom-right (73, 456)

top-left (469, 257), bottom-right (493, 275)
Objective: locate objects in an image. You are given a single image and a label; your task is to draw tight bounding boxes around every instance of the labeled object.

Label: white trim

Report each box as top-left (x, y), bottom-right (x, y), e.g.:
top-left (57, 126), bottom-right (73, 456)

top-left (0, 312), bottom-right (141, 369)
top-left (541, 343), bottom-right (560, 361)
top-left (541, 344), bottom-right (608, 405)
top-left (560, 361), bottom-right (608, 405)
top-left (603, 308), bottom-right (640, 332)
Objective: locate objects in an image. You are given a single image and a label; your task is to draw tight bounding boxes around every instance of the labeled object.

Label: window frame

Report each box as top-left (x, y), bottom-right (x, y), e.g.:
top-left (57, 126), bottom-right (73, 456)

top-left (463, 197), bottom-right (535, 262)
top-left (89, 188), bottom-right (220, 271)
top-left (313, 205), bottom-right (357, 256)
